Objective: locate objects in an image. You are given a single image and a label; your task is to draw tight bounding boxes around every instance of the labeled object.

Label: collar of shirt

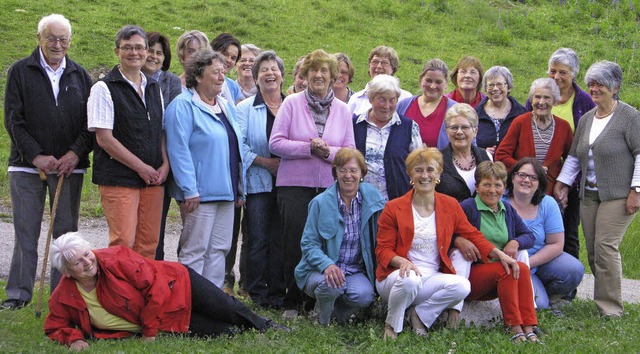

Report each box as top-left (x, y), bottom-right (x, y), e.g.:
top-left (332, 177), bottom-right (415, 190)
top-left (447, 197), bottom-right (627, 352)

top-left (356, 110), bottom-right (401, 129)
top-left (337, 189), bottom-right (362, 216)
top-left (151, 70), bottom-right (163, 82)
top-left (474, 194), bottom-right (505, 213)
top-left (117, 66), bottom-right (147, 101)
top-left (39, 47), bottom-right (66, 74)
top-left (191, 88), bottom-right (222, 114)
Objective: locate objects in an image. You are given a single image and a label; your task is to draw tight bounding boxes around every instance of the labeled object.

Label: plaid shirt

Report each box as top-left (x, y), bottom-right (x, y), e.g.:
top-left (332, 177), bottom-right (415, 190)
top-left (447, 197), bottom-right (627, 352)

top-left (336, 191), bottom-right (365, 275)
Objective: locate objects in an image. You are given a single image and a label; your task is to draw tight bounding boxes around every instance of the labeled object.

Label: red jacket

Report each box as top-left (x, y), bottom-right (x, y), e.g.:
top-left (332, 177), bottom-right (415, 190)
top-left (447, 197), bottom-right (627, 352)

top-left (44, 246), bottom-right (191, 346)
top-left (375, 190), bottom-right (497, 281)
top-left (494, 112), bottom-right (573, 195)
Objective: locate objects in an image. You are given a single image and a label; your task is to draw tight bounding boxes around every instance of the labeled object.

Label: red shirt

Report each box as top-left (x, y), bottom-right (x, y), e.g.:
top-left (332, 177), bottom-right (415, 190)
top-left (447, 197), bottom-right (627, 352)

top-left (404, 97), bottom-right (448, 147)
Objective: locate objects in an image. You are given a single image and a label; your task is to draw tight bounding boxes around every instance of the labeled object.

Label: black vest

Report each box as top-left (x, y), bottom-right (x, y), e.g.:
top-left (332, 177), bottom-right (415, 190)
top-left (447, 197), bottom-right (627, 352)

top-left (354, 114), bottom-right (413, 200)
top-left (92, 66), bottom-right (164, 188)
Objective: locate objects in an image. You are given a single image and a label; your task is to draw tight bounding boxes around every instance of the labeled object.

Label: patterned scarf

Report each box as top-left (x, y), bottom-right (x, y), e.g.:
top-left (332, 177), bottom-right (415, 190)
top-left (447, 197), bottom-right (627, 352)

top-left (305, 88), bottom-right (334, 137)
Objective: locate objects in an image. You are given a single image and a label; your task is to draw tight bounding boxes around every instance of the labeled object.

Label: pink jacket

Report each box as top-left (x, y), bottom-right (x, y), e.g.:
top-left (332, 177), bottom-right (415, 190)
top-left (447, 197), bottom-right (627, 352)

top-left (269, 91), bottom-right (355, 188)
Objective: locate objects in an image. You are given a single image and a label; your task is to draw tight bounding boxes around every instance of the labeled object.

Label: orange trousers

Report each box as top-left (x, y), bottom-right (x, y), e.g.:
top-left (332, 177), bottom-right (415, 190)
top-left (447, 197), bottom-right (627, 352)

top-left (467, 261), bottom-right (537, 327)
top-left (99, 185), bottom-right (164, 259)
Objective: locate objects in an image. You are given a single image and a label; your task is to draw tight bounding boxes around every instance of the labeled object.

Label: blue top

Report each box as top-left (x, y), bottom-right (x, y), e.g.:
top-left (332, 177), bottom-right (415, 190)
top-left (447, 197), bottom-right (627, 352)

top-left (510, 195), bottom-right (564, 266)
top-left (165, 90), bottom-right (245, 202)
top-left (294, 182), bottom-right (385, 289)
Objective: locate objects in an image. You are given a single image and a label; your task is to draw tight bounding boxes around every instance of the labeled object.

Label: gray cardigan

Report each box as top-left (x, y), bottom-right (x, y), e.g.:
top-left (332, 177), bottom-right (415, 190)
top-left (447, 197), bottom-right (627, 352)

top-left (571, 101), bottom-right (640, 200)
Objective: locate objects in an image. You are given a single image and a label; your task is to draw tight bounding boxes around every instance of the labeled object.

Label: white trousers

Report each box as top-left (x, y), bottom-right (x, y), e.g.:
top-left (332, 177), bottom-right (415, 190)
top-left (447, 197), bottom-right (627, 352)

top-left (178, 201), bottom-right (234, 288)
top-left (376, 250), bottom-right (472, 333)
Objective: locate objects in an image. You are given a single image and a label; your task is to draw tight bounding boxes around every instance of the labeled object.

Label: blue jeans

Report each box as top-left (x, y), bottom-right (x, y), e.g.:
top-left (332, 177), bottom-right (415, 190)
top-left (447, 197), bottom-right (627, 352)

top-left (531, 252), bottom-right (585, 309)
top-left (244, 191), bottom-right (285, 307)
top-left (303, 271), bottom-right (375, 325)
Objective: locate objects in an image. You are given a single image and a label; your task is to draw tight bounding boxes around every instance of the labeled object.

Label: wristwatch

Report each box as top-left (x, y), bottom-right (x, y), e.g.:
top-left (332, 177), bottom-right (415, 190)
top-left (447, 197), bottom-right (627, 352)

top-left (633, 186), bottom-right (640, 193)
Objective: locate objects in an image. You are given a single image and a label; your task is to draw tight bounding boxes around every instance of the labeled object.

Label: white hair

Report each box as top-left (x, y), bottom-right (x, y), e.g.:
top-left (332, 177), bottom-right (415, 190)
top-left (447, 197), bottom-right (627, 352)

top-left (37, 14), bottom-right (72, 37)
top-left (50, 232), bottom-right (91, 274)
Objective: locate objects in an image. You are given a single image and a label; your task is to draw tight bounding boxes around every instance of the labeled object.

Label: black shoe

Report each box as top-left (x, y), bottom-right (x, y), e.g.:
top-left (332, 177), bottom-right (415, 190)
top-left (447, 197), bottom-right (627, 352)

top-left (264, 319), bottom-right (293, 333)
top-left (1, 299), bottom-right (29, 310)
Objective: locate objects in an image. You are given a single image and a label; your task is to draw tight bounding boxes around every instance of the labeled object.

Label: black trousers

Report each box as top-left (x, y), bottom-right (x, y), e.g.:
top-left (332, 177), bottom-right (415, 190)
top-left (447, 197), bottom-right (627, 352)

top-left (563, 186), bottom-right (581, 259)
top-left (277, 186), bottom-right (325, 310)
top-left (187, 267), bottom-right (268, 337)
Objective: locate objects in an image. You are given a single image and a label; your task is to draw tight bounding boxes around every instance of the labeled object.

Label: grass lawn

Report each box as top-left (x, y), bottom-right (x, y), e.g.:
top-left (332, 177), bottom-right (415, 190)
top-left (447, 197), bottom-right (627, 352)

top-left (1, 282), bottom-right (639, 353)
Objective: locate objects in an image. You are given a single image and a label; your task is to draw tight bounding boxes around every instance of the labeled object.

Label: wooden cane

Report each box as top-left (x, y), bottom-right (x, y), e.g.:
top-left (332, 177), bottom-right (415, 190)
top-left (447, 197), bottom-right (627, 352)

top-left (35, 174), bottom-right (64, 318)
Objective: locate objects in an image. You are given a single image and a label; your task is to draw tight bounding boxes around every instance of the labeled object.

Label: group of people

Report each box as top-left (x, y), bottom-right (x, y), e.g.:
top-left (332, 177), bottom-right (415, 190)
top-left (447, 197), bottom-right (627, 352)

top-left (4, 12), bottom-right (640, 349)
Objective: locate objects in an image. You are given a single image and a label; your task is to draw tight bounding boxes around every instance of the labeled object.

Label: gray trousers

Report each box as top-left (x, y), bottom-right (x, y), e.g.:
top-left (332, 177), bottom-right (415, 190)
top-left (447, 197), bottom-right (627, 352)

top-left (6, 172), bottom-right (83, 301)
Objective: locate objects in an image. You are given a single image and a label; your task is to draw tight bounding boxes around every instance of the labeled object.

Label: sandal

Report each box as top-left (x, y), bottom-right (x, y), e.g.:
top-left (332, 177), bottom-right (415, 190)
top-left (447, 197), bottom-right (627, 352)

top-left (510, 332), bottom-right (526, 343)
top-left (406, 307), bottom-right (428, 336)
top-left (526, 332), bottom-right (541, 343)
top-left (383, 323), bottom-right (397, 341)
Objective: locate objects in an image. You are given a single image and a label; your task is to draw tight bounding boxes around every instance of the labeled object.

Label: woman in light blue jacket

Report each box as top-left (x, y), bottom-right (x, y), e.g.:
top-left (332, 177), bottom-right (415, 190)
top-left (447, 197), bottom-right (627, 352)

top-left (236, 50), bottom-right (287, 308)
top-left (165, 49), bottom-right (244, 288)
top-left (295, 148), bottom-right (385, 325)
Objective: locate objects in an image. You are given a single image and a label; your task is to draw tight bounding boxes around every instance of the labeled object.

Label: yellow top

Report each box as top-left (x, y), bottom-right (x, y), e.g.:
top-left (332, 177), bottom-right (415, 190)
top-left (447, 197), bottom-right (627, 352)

top-left (77, 283), bottom-right (142, 332)
top-left (552, 92), bottom-right (575, 132)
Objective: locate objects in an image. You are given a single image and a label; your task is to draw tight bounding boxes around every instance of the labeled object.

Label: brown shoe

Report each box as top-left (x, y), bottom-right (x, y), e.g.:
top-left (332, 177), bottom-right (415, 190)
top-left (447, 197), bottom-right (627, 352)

top-left (222, 287), bottom-right (236, 297)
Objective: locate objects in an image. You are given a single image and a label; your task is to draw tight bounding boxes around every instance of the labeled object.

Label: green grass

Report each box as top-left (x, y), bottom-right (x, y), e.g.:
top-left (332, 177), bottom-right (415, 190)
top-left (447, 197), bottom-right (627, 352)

top-left (1, 283), bottom-right (639, 353)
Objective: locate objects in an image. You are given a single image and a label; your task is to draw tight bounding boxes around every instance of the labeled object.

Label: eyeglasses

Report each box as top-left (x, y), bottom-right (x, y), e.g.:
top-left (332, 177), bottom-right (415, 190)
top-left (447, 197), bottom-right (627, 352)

top-left (514, 172), bottom-right (539, 181)
top-left (45, 37), bottom-right (70, 46)
top-left (119, 45), bottom-right (147, 53)
top-left (370, 59), bottom-right (391, 68)
top-left (486, 82), bottom-right (507, 89)
top-left (446, 125), bottom-right (474, 133)
top-left (337, 168), bottom-right (360, 174)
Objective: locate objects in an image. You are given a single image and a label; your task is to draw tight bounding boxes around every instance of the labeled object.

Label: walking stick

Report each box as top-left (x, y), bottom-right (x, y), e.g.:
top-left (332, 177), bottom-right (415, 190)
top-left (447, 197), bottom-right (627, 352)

top-left (35, 173), bottom-right (65, 318)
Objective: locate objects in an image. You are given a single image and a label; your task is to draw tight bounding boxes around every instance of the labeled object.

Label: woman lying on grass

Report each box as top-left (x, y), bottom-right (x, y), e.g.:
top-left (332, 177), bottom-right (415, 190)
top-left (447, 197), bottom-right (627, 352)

top-left (44, 232), bottom-right (289, 351)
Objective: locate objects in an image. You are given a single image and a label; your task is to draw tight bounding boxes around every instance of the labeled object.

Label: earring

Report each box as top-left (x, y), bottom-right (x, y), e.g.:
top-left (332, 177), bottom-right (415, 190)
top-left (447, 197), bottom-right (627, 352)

top-left (410, 180), bottom-right (414, 186)
top-left (436, 179), bottom-right (441, 184)
top-left (360, 177), bottom-right (364, 182)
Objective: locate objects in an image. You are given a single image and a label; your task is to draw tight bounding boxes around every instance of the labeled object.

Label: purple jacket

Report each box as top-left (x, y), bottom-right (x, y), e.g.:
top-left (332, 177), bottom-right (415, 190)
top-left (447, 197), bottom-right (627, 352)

top-left (269, 91), bottom-right (355, 188)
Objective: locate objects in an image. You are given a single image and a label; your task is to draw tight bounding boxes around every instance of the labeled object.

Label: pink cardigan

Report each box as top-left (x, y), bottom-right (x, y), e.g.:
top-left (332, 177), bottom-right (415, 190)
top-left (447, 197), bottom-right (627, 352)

top-left (269, 91), bottom-right (355, 188)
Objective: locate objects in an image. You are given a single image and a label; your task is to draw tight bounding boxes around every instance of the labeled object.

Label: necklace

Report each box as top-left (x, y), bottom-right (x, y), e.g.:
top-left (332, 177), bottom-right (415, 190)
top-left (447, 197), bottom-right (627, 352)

top-left (266, 103), bottom-right (281, 109)
top-left (595, 100), bottom-right (618, 119)
top-left (533, 114), bottom-right (555, 145)
top-left (453, 154), bottom-right (476, 171)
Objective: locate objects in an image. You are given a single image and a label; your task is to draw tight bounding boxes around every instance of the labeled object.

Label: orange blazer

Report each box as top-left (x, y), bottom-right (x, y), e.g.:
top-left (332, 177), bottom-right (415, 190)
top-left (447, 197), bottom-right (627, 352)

top-left (375, 190), bottom-right (497, 281)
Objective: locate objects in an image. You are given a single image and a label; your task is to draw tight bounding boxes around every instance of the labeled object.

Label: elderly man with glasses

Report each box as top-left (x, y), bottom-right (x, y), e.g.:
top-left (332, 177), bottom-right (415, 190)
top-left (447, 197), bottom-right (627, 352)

top-left (2, 14), bottom-right (93, 310)
top-left (87, 25), bottom-right (169, 260)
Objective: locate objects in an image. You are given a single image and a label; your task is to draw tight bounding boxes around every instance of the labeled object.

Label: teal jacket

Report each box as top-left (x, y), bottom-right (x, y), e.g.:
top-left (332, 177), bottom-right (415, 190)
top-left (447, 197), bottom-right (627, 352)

top-left (295, 182), bottom-right (385, 290)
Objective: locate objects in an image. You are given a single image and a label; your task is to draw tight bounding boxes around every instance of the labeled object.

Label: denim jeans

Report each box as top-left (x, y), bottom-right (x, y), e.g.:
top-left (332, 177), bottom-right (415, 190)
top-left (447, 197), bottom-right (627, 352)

top-left (304, 271), bottom-right (375, 325)
top-left (244, 191), bottom-right (285, 307)
top-left (531, 252), bottom-right (585, 309)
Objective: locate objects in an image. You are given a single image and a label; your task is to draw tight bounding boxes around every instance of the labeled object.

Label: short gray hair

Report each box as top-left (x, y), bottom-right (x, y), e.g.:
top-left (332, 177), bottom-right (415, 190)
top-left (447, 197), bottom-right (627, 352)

top-left (185, 48), bottom-right (225, 89)
top-left (584, 61), bottom-right (622, 99)
top-left (115, 25), bottom-right (147, 49)
top-left (366, 74), bottom-right (401, 101)
top-left (548, 48), bottom-right (580, 79)
top-left (50, 232), bottom-right (92, 274)
top-left (252, 50), bottom-right (285, 83)
top-left (38, 14), bottom-right (72, 37)
top-left (528, 78), bottom-right (561, 104)
top-left (241, 43), bottom-right (262, 57)
top-left (483, 66), bottom-right (514, 91)
top-left (445, 103), bottom-right (479, 127)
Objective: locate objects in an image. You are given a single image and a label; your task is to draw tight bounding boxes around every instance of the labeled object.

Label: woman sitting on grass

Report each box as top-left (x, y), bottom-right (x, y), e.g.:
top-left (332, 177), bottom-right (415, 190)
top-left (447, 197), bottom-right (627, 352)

top-left (44, 232), bottom-right (288, 351)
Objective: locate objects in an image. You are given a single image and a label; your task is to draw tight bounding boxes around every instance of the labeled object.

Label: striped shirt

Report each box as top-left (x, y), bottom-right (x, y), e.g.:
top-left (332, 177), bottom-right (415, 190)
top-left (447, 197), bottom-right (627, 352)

top-left (336, 190), bottom-right (364, 275)
top-left (531, 118), bottom-right (554, 163)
